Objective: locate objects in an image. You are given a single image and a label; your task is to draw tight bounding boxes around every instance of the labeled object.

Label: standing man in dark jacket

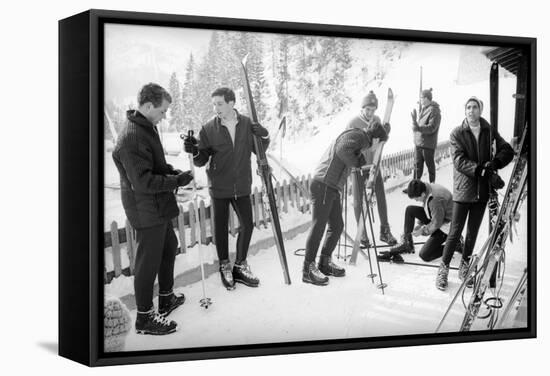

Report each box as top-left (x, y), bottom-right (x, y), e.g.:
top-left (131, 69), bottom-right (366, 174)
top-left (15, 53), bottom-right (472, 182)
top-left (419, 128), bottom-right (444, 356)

top-left (112, 83), bottom-right (194, 335)
top-left (435, 97), bottom-right (514, 291)
top-left (303, 122), bottom-right (389, 286)
top-left (183, 87), bottom-right (270, 290)
top-left (348, 91), bottom-right (397, 248)
top-left (411, 88), bottom-right (441, 183)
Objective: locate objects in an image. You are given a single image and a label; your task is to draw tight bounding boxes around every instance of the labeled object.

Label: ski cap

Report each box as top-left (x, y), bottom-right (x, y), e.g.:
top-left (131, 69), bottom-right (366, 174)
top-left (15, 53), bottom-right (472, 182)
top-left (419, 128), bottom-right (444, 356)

top-left (361, 91), bottom-right (378, 108)
top-left (421, 88), bottom-right (433, 101)
top-left (465, 96), bottom-right (484, 114)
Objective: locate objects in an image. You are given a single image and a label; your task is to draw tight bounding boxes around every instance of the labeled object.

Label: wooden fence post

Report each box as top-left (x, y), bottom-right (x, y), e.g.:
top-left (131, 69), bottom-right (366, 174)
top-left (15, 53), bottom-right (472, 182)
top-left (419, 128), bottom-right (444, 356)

top-left (177, 205), bottom-right (186, 253)
top-left (188, 201), bottom-right (197, 247)
top-left (199, 200), bottom-right (207, 244)
top-left (110, 221), bottom-right (122, 278)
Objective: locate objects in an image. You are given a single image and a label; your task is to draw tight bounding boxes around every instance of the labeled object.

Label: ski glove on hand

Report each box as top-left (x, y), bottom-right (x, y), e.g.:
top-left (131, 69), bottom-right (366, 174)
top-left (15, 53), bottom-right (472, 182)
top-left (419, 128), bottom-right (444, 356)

top-left (183, 135), bottom-right (198, 155)
top-left (251, 122), bottom-right (269, 137)
top-left (411, 109), bottom-right (418, 125)
top-left (371, 122), bottom-right (389, 142)
top-left (171, 168), bottom-right (183, 175)
top-left (356, 153), bottom-right (367, 168)
top-left (490, 173), bottom-right (506, 190)
top-left (176, 170), bottom-right (194, 187)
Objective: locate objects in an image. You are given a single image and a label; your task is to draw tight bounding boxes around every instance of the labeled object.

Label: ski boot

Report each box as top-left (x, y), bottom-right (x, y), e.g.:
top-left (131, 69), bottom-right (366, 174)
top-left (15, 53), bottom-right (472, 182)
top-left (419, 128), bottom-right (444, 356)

top-left (158, 291), bottom-right (186, 317)
top-left (219, 260), bottom-right (236, 290)
top-left (389, 233), bottom-right (415, 254)
top-left (135, 310), bottom-right (177, 335)
top-left (360, 234), bottom-right (371, 249)
top-left (458, 257), bottom-right (474, 288)
top-left (302, 261), bottom-right (329, 286)
top-left (318, 255), bottom-right (346, 277)
top-left (380, 224), bottom-right (398, 245)
top-left (377, 251), bottom-right (404, 263)
top-left (233, 260), bottom-right (260, 287)
top-left (436, 262), bottom-right (450, 291)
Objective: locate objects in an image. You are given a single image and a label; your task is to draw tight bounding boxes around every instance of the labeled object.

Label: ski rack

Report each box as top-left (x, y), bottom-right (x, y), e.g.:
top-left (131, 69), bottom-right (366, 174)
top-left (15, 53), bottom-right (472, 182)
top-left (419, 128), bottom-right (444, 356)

top-left (435, 124), bottom-right (528, 333)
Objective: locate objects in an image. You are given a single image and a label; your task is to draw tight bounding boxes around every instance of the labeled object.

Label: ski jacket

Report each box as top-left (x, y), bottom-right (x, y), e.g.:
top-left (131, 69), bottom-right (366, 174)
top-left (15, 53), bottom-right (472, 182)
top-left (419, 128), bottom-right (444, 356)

top-left (347, 114), bottom-right (383, 164)
top-left (413, 101), bottom-right (441, 150)
top-left (313, 128), bottom-right (374, 192)
top-left (450, 117), bottom-right (514, 203)
top-left (422, 183), bottom-right (454, 235)
top-left (193, 111), bottom-right (270, 199)
top-left (112, 110), bottom-right (180, 229)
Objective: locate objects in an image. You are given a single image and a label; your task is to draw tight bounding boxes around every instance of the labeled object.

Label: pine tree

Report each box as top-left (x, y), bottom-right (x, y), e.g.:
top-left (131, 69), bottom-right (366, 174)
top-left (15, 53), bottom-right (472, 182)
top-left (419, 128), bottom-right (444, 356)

top-left (168, 72), bottom-right (184, 132)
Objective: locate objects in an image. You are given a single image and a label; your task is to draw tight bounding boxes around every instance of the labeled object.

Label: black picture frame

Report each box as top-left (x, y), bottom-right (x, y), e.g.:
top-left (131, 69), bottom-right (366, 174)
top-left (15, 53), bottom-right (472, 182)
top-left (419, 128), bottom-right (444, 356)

top-left (59, 8), bottom-right (536, 367)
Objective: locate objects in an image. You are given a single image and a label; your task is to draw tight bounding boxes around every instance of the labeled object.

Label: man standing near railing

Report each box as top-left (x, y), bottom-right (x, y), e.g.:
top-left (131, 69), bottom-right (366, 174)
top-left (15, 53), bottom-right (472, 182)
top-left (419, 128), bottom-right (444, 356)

top-left (112, 83), bottom-right (194, 335)
top-left (410, 88), bottom-right (441, 183)
top-left (348, 91), bottom-right (397, 248)
top-left (183, 87), bottom-right (270, 291)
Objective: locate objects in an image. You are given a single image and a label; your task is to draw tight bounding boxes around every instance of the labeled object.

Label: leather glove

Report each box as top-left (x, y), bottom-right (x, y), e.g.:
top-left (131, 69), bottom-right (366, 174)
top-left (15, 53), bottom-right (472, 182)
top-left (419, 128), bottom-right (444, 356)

top-left (356, 153), bottom-right (367, 168)
top-left (383, 122), bottom-right (391, 136)
top-left (411, 109), bottom-right (418, 125)
top-left (251, 122), bottom-right (269, 137)
top-left (371, 122), bottom-right (389, 142)
top-left (490, 173), bottom-right (505, 190)
top-left (183, 134), bottom-right (198, 154)
top-left (475, 162), bottom-right (495, 178)
top-left (171, 168), bottom-right (183, 175)
top-left (176, 170), bottom-right (194, 187)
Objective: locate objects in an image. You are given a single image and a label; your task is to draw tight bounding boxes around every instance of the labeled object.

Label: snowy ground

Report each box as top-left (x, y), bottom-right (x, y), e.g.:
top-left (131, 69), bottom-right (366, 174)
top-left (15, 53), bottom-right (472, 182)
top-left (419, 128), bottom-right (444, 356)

top-left (108, 159), bottom-right (528, 352)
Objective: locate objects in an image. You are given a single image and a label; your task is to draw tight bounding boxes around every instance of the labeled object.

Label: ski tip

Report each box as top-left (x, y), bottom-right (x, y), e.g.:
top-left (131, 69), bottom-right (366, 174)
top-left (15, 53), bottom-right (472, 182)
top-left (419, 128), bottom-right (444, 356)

top-left (241, 54), bottom-right (249, 67)
top-left (388, 88), bottom-right (394, 97)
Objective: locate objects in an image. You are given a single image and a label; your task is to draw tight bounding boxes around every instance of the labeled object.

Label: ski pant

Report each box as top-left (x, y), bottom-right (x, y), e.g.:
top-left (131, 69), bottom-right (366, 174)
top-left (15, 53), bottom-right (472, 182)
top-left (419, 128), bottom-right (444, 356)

top-left (403, 205), bottom-right (447, 262)
top-left (415, 146), bottom-right (436, 183)
top-left (441, 201), bottom-right (487, 266)
top-left (134, 222), bottom-right (178, 312)
top-left (305, 180), bottom-right (344, 263)
top-left (351, 168), bottom-right (389, 241)
top-left (212, 195), bottom-right (254, 263)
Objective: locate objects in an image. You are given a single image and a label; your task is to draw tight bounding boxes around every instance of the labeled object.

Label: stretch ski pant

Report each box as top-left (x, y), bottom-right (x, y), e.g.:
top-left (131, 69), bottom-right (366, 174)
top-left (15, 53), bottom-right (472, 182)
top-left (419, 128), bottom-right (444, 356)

top-left (403, 205), bottom-right (448, 262)
top-left (305, 180), bottom-right (344, 263)
top-left (415, 146), bottom-right (436, 183)
top-left (134, 222), bottom-right (178, 312)
top-left (441, 201), bottom-right (487, 266)
top-left (212, 195), bottom-right (254, 263)
top-left (352, 168), bottom-right (389, 240)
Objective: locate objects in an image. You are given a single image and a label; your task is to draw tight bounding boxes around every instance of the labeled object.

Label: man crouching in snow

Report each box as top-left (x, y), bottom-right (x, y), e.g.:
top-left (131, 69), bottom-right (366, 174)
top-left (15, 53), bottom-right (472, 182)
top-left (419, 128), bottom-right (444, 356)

top-left (302, 122), bottom-right (389, 286)
top-left (377, 179), bottom-right (463, 264)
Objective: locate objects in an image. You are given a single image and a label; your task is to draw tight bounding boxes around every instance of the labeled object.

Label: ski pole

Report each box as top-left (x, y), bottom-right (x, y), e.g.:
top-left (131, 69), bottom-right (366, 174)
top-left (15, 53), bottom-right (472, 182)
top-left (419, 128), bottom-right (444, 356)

top-left (181, 131), bottom-right (212, 309)
top-left (355, 170), bottom-right (376, 284)
top-left (363, 175), bottom-right (387, 293)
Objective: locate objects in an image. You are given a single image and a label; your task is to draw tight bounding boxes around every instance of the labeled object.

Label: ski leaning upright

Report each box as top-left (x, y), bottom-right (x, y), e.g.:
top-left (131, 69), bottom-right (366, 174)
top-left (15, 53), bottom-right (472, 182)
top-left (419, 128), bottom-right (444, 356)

top-left (240, 55), bottom-right (291, 285)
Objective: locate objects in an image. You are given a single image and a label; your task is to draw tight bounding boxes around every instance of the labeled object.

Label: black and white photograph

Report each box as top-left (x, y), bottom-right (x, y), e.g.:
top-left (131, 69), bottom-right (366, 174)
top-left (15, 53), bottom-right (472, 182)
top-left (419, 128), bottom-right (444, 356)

top-left (99, 15), bottom-right (532, 354)
top-left (4, 0), bottom-right (542, 373)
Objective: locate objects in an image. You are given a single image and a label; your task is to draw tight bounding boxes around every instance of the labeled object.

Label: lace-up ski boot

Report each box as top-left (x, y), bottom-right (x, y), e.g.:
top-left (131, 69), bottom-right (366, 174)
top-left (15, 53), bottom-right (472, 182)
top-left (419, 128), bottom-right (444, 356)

top-left (158, 291), bottom-right (186, 317)
top-left (380, 224), bottom-right (398, 245)
top-left (360, 234), bottom-right (371, 249)
top-left (233, 260), bottom-right (260, 287)
top-left (389, 233), bottom-right (415, 254)
top-left (302, 261), bottom-right (329, 286)
top-left (436, 262), bottom-right (450, 291)
top-left (219, 260), bottom-right (236, 290)
top-left (135, 310), bottom-right (178, 335)
top-left (318, 255), bottom-right (346, 277)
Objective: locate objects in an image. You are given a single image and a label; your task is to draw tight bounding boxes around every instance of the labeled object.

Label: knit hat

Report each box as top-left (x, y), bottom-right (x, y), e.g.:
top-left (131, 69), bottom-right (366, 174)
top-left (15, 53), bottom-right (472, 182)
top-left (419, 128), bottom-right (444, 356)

top-left (421, 88), bottom-right (433, 101)
top-left (465, 96), bottom-right (484, 114)
top-left (104, 296), bottom-right (132, 352)
top-left (361, 91), bottom-right (378, 108)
